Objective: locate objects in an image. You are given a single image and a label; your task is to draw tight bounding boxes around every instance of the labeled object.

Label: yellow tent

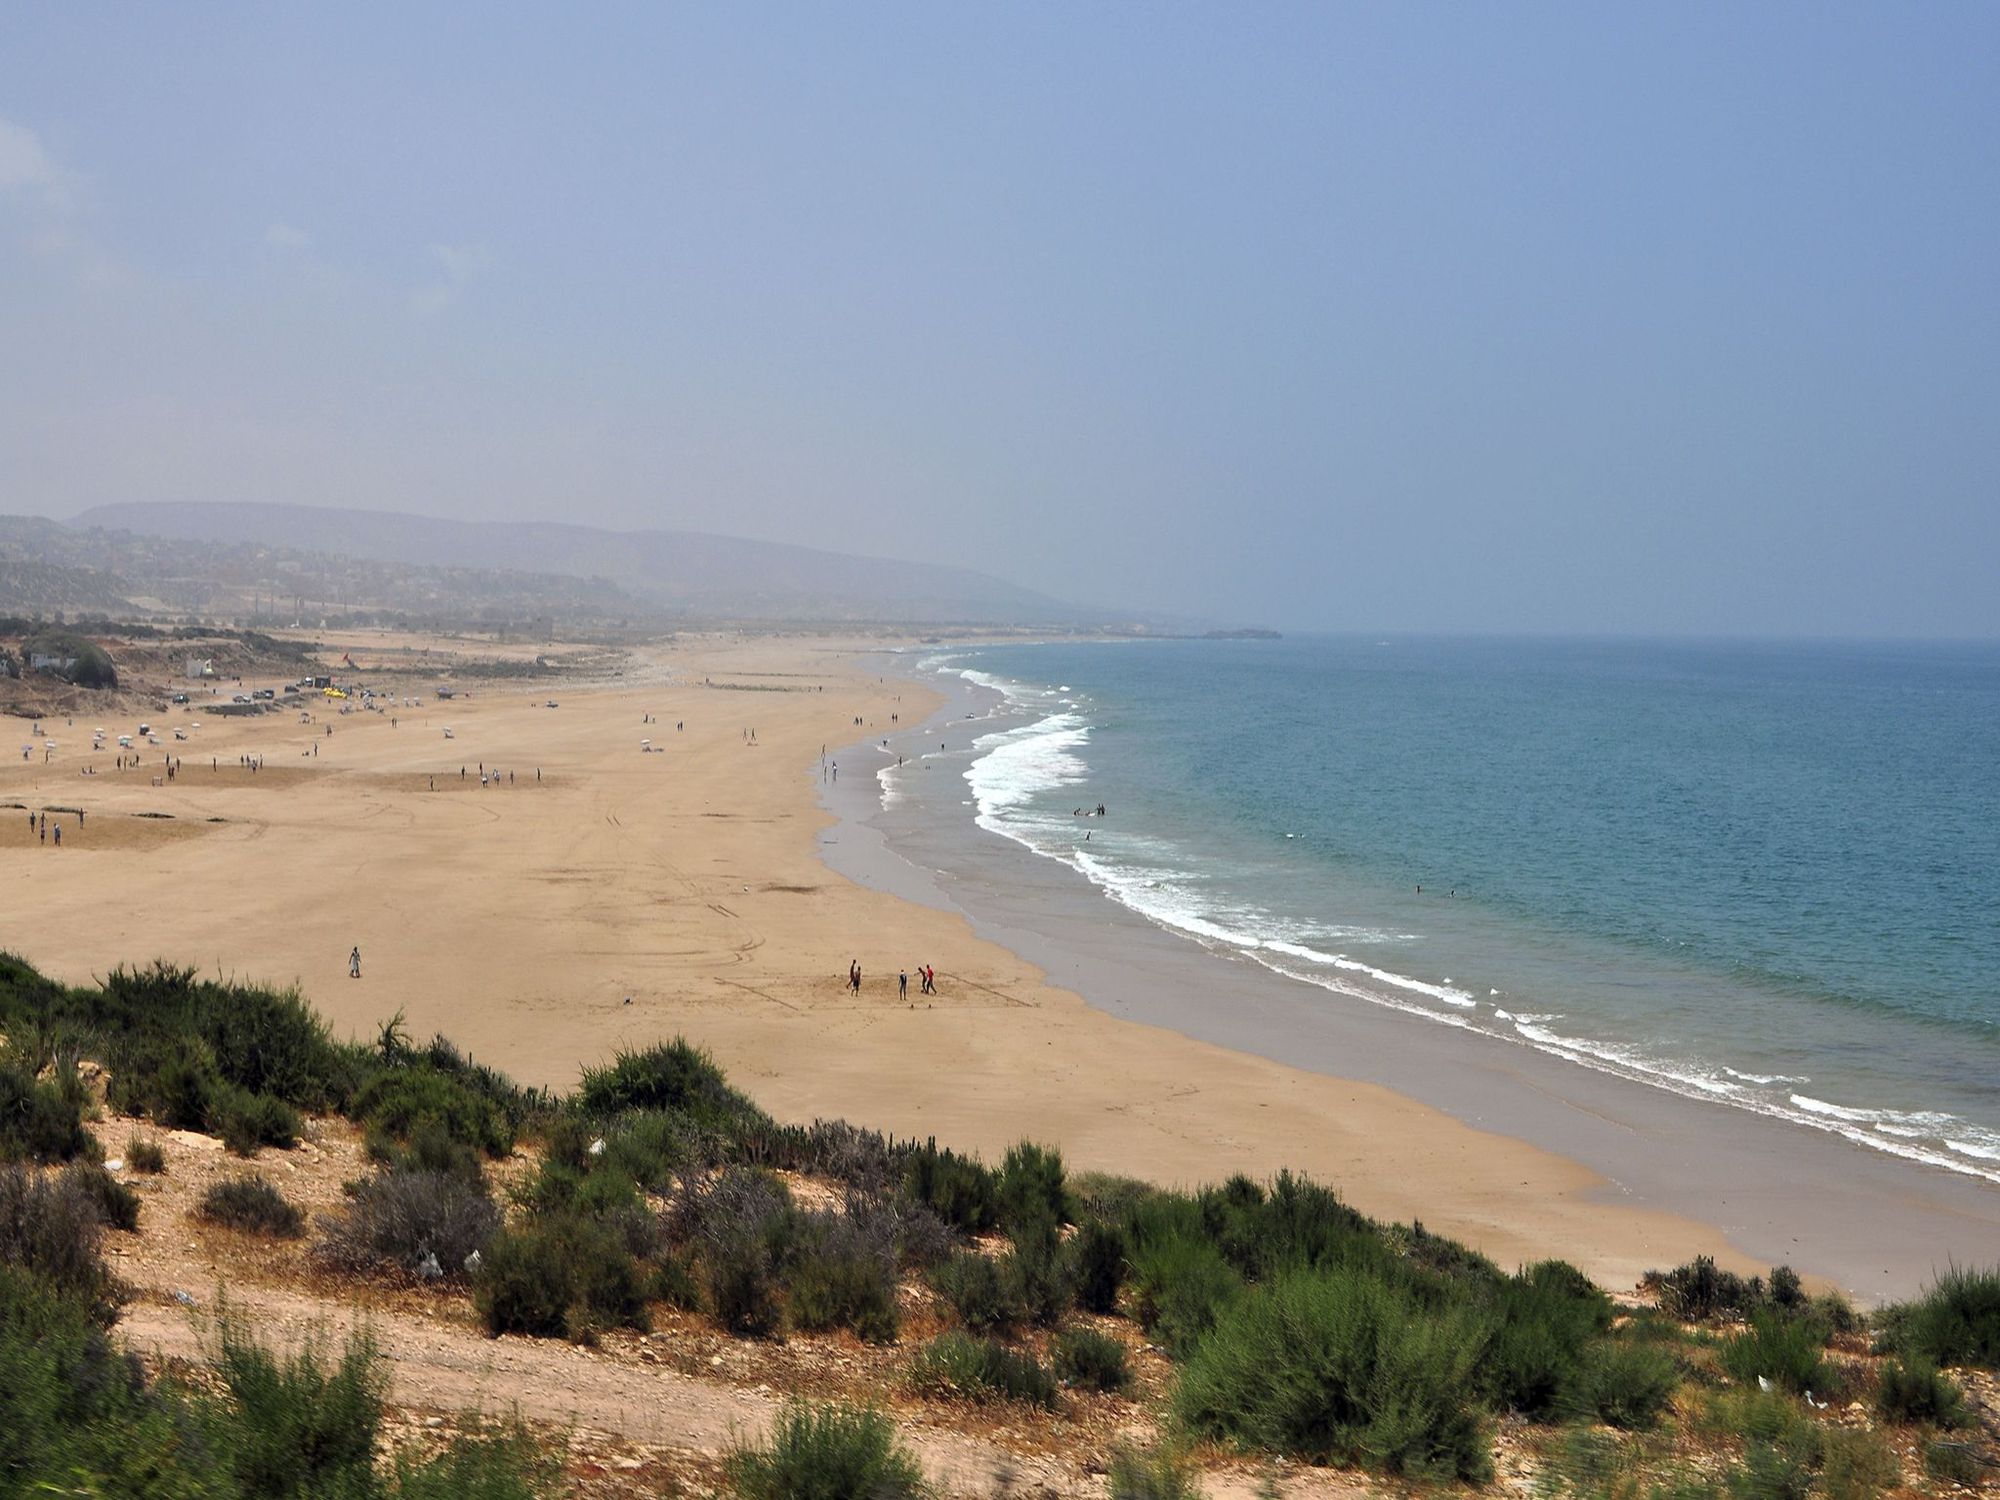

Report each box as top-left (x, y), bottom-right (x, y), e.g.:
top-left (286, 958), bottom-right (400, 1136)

top-left (322, 687), bottom-right (347, 699)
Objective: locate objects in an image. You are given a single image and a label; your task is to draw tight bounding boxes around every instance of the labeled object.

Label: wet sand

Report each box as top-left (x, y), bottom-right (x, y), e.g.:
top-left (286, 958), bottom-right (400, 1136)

top-left (4, 630), bottom-right (1989, 1297)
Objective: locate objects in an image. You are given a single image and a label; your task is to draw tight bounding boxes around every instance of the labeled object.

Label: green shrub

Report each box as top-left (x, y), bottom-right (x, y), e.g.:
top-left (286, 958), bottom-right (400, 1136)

top-left (1720, 1309), bottom-right (1836, 1396)
top-left (474, 1222), bottom-right (573, 1338)
top-left (997, 1140), bottom-right (1066, 1230)
top-left (369, 1115), bottom-right (486, 1186)
top-left (598, 1109), bottom-right (698, 1193)
top-left (389, 1420), bottom-right (560, 1500)
top-left (1649, 1256), bottom-right (1767, 1323)
top-left (1052, 1326), bottom-right (1131, 1392)
top-left (95, 963), bottom-right (360, 1112)
top-left (1565, 1338), bottom-right (1682, 1430)
top-left (415, 1033), bottom-right (554, 1133)
top-left (1704, 1387), bottom-right (1832, 1500)
top-left (1484, 1261), bottom-right (1614, 1418)
top-left (199, 1175), bottom-right (304, 1237)
top-left (649, 1252), bottom-right (704, 1311)
top-left (1072, 1171), bottom-right (1157, 1224)
top-left (124, 1034), bottom-right (220, 1131)
top-left (909, 1332), bottom-right (1058, 1408)
top-left (353, 1064), bottom-right (513, 1158)
top-left (1704, 1386), bottom-right (1820, 1451)
top-left (726, 1400), bottom-right (931, 1499)
top-left (125, 1133), bottom-right (166, 1174)
top-left (1107, 1442), bottom-right (1205, 1500)
top-left (572, 1164), bottom-right (646, 1226)
top-left (669, 1167), bottom-right (794, 1337)
top-left (930, 1250), bottom-right (1019, 1334)
top-left (1072, 1217), bottom-right (1128, 1314)
top-left (1873, 1355), bottom-right (1973, 1428)
top-left (0, 1057), bottom-right (90, 1161)
top-left (577, 1039), bottom-right (767, 1136)
top-left (1001, 1219), bottom-right (1074, 1327)
top-left (1879, 1263), bottom-right (2000, 1370)
top-left (316, 1169), bottom-right (500, 1281)
top-left (62, 1162), bottom-right (140, 1233)
top-left (1195, 1171), bottom-right (1385, 1282)
top-left (788, 1216), bottom-right (899, 1343)
top-left (0, 1162), bottom-right (121, 1318)
top-left (0, 1262), bottom-right (176, 1489)
top-left (1819, 1428), bottom-right (1898, 1500)
top-left (217, 1320), bottom-right (382, 1499)
top-left (708, 1229), bottom-right (782, 1338)
top-left (899, 1140), bottom-right (998, 1237)
top-left (1128, 1235), bottom-right (1243, 1357)
top-left (474, 1216), bottom-right (649, 1340)
top-left (212, 1084), bottom-right (301, 1154)
top-left (1731, 1440), bottom-right (1817, 1500)
top-left (1173, 1264), bottom-right (1492, 1481)
top-left (1811, 1290), bottom-right (1863, 1338)
top-left (1922, 1439), bottom-right (1983, 1487)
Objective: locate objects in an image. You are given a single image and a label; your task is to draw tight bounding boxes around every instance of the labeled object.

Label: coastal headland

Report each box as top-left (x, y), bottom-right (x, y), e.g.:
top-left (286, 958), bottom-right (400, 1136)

top-left (4, 628), bottom-right (1991, 1298)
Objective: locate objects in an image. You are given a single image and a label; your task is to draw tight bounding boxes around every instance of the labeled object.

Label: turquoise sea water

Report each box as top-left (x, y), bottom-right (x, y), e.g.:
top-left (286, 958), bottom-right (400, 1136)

top-left (912, 638), bottom-right (2000, 1179)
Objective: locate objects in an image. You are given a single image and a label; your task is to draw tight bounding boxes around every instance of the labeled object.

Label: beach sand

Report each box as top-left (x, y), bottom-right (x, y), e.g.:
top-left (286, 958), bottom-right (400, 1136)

top-left (2, 630), bottom-right (1984, 1295)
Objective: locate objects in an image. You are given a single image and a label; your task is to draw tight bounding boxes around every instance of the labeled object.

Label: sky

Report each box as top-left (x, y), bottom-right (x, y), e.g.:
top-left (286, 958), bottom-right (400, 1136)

top-left (2, 5), bottom-right (1996, 636)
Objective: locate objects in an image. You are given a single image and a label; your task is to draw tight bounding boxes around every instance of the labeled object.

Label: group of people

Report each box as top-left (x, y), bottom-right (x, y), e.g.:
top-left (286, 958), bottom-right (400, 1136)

top-left (454, 762), bottom-right (538, 788)
top-left (845, 960), bottom-right (938, 999)
top-left (25, 808), bottom-right (74, 846)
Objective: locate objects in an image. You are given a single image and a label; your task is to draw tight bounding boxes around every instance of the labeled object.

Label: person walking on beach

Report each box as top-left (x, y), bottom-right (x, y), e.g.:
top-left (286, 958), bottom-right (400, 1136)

top-left (349, 946), bottom-right (362, 979)
top-left (849, 959), bottom-right (861, 993)
top-left (898, 969), bottom-right (908, 1000)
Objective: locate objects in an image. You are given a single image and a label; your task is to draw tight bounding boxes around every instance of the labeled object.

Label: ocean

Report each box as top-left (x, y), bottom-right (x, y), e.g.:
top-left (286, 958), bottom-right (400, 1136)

top-left (883, 636), bottom-right (2000, 1183)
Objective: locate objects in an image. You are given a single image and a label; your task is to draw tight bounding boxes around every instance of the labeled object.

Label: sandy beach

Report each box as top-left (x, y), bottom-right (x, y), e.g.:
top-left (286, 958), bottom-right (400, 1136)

top-left (3, 630), bottom-right (1990, 1297)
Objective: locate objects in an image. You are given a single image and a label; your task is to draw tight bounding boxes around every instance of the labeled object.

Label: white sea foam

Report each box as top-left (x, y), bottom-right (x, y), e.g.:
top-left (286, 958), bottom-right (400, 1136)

top-left (964, 714), bottom-right (1091, 837)
top-left (1724, 1067), bottom-right (1808, 1086)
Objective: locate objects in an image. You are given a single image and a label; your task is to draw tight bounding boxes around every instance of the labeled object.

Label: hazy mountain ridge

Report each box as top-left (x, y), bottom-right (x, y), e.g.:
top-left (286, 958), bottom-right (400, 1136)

top-left (71, 502), bottom-right (1101, 626)
top-left (1, 513), bottom-right (653, 626)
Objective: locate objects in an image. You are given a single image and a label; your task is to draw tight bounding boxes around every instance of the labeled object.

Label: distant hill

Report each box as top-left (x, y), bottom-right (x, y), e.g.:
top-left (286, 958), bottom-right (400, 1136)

top-left (0, 517), bottom-right (137, 616)
top-left (71, 502), bottom-right (1096, 626)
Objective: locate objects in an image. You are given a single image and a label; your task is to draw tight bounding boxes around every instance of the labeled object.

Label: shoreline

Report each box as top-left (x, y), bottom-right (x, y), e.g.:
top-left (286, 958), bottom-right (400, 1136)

top-left (815, 646), bottom-right (2000, 1301)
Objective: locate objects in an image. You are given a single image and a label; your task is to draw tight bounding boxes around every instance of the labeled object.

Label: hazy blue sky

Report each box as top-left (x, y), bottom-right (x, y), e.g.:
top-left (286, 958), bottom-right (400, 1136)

top-left (3, 6), bottom-right (1995, 634)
